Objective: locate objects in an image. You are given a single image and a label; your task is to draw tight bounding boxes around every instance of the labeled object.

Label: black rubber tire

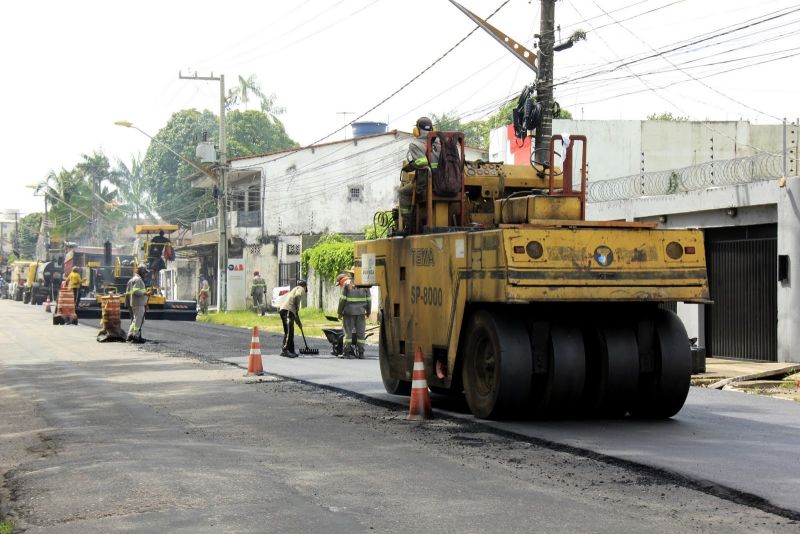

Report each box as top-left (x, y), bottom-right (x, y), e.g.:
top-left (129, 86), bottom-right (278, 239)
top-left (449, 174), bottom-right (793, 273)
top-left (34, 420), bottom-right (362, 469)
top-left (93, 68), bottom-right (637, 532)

top-left (462, 310), bottom-right (532, 419)
top-left (632, 309), bottom-right (691, 419)
top-left (588, 325), bottom-right (639, 417)
top-left (378, 320), bottom-right (411, 396)
top-left (541, 324), bottom-right (586, 417)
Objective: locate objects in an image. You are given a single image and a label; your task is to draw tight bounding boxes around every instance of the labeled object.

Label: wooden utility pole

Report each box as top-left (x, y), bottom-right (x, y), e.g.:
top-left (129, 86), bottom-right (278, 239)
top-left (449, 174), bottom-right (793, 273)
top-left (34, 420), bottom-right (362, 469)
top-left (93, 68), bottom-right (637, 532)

top-left (534, 0), bottom-right (556, 165)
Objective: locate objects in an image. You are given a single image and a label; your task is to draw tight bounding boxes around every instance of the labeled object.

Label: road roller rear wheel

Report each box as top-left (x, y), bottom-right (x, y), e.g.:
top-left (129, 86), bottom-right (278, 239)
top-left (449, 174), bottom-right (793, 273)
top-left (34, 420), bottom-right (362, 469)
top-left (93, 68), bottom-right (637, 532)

top-left (632, 309), bottom-right (691, 419)
top-left (462, 310), bottom-right (532, 419)
top-left (530, 324), bottom-right (586, 417)
top-left (584, 325), bottom-right (639, 417)
top-left (379, 320), bottom-right (411, 396)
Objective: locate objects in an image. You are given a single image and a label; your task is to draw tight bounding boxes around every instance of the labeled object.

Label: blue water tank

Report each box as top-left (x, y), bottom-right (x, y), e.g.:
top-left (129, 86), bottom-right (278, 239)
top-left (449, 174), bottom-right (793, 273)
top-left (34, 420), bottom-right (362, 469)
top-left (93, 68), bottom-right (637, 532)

top-left (351, 121), bottom-right (387, 138)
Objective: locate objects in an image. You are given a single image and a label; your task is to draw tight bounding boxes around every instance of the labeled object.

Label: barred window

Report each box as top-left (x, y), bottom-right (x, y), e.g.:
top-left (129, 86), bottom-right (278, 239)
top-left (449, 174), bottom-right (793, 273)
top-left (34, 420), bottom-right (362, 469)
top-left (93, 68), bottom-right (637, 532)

top-left (348, 185), bottom-right (363, 201)
top-left (286, 244), bottom-right (301, 255)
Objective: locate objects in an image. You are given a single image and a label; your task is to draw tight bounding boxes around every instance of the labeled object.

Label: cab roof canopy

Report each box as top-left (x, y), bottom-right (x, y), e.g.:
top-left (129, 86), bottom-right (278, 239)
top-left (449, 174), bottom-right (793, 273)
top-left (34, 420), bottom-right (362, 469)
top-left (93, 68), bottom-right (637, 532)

top-left (134, 224), bottom-right (179, 235)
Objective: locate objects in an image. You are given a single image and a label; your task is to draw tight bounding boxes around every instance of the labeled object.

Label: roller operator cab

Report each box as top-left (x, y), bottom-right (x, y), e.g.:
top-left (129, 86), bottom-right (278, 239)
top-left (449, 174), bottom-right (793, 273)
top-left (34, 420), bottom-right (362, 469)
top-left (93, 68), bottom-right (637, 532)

top-left (354, 132), bottom-right (710, 420)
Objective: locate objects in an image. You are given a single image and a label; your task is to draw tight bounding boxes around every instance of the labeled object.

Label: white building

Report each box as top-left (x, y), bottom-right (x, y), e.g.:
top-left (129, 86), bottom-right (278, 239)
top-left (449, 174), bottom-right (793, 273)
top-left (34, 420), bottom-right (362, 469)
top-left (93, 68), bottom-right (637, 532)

top-left (0, 209), bottom-right (19, 262)
top-left (490, 119), bottom-right (799, 363)
top-left (185, 126), bottom-right (487, 311)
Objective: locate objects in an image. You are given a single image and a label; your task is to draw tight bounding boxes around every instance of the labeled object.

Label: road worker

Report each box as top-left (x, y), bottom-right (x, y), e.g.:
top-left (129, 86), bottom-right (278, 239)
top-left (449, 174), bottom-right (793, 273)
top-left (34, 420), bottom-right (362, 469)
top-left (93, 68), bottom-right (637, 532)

top-left (198, 278), bottom-right (210, 315)
top-left (279, 280), bottom-right (306, 358)
top-left (336, 271), bottom-right (371, 359)
top-left (399, 117), bottom-right (441, 231)
top-left (250, 271), bottom-right (267, 316)
top-left (67, 266), bottom-right (84, 309)
top-left (126, 264), bottom-right (151, 342)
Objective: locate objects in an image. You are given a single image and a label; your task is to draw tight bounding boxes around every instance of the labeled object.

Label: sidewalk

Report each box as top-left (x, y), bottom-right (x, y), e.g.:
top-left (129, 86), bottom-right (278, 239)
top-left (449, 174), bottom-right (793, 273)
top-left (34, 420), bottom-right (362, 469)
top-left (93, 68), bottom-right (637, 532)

top-left (694, 357), bottom-right (800, 401)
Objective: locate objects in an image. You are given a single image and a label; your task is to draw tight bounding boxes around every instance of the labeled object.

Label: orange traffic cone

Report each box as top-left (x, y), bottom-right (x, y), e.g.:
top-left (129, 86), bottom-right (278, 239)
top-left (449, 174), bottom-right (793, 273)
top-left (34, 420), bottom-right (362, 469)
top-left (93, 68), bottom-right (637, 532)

top-left (407, 346), bottom-right (432, 420)
top-left (44, 295), bottom-right (52, 313)
top-left (247, 326), bottom-right (264, 376)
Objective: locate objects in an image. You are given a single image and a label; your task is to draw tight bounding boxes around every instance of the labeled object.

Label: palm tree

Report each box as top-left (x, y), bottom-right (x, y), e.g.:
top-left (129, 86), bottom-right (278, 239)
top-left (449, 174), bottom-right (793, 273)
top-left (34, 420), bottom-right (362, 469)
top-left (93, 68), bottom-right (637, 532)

top-left (111, 156), bottom-right (155, 222)
top-left (227, 74), bottom-right (285, 122)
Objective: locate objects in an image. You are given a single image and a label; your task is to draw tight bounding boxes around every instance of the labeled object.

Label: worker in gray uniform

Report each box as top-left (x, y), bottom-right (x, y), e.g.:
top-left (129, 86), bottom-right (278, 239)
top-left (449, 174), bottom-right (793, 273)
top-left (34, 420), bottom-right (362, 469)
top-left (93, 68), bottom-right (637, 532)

top-left (250, 270), bottom-right (267, 315)
top-left (336, 271), bottom-right (371, 359)
top-left (126, 264), bottom-right (151, 342)
top-left (279, 280), bottom-right (307, 358)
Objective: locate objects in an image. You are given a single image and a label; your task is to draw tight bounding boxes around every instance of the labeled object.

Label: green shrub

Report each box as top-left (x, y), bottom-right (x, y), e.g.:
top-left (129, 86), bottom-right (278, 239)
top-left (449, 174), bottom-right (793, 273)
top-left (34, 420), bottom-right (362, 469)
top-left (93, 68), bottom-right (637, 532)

top-left (300, 234), bottom-right (354, 282)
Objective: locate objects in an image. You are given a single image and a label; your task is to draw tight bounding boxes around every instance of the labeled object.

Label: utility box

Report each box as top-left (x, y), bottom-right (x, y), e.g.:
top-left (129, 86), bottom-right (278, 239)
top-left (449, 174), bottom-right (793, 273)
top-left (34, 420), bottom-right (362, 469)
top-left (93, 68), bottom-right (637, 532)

top-left (196, 141), bottom-right (217, 163)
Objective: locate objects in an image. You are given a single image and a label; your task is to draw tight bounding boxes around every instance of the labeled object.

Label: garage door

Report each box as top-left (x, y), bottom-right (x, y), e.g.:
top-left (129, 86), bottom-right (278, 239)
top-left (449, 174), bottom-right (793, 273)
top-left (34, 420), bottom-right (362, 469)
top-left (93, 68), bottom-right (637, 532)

top-left (705, 224), bottom-right (777, 362)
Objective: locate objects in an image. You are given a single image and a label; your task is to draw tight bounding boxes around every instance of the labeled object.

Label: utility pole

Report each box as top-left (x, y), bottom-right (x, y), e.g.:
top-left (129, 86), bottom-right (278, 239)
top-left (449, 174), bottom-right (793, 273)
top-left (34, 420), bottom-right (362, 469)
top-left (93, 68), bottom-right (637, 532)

top-left (92, 174), bottom-right (99, 245)
top-left (179, 72), bottom-right (228, 311)
top-left (534, 0), bottom-right (556, 165)
top-left (13, 211), bottom-right (19, 257)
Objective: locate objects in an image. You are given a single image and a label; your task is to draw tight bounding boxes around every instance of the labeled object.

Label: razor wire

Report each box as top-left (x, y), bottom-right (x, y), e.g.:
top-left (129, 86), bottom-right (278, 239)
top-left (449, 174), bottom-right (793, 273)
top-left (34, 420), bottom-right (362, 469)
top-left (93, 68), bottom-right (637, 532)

top-left (586, 153), bottom-right (785, 203)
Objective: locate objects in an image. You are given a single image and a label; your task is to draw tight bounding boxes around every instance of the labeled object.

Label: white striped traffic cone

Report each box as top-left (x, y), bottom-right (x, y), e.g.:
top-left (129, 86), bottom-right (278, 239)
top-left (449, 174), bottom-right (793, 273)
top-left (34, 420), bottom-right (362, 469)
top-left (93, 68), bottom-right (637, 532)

top-left (247, 326), bottom-right (264, 376)
top-left (407, 346), bottom-right (432, 420)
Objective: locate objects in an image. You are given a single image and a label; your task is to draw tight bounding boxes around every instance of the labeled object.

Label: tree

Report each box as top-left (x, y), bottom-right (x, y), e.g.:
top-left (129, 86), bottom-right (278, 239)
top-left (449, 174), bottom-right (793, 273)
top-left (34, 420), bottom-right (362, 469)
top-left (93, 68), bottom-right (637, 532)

top-left (226, 109), bottom-right (296, 159)
top-left (75, 151), bottom-right (125, 244)
top-left (141, 109), bottom-right (219, 223)
top-left (111, 155), bottom-right (155, 221)
top-left (45, 167), bottom-right (94, 243)
top-left (227, 74), bottom-right (286, 120)
top-left (142, 106), bottom-right (298, 223)
top-left (300, 234), bottom-right (354, 282)
top-left (12, 212), bottom-right (42, 258)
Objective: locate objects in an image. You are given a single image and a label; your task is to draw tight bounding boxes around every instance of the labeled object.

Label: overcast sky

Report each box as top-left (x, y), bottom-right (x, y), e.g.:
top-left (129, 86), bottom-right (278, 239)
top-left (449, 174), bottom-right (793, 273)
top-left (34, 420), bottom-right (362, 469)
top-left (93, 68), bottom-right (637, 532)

top-left (2, 0), bottom-right (797, 216)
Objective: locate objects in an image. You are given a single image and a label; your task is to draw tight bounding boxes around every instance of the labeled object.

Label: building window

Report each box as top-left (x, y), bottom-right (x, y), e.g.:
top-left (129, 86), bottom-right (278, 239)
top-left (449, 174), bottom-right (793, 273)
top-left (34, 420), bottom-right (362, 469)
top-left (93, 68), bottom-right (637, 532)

top-left (286, 244), bottom-right (301, 256)
top-left (348, 185), bottom-right (363, 202)
top-left (247, 185), bottom-right (260, 212)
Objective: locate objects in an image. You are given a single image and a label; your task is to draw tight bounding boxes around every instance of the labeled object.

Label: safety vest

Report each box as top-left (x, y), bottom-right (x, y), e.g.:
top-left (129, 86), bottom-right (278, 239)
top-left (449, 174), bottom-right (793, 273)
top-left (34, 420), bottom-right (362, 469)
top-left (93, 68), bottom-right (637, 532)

top-left (338, 283), bottom-right (371, 316)
top-left (251, 277), bottom-right (266, 295)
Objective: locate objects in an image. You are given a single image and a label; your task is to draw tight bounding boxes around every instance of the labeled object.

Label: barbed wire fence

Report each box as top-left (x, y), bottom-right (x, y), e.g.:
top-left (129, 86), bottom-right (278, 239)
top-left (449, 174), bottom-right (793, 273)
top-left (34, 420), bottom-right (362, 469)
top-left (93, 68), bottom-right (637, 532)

top-left (586, 153), bottom-right (787, 203)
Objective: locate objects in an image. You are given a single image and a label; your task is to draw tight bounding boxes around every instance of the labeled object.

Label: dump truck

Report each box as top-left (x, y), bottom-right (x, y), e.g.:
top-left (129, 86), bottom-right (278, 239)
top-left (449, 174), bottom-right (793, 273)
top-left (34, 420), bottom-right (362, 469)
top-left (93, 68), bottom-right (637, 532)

top-left (25, 260), bottom-right (63, 305)
top-left (354, 132), bottom-right (709, 419)
top-left (76, 225), bottom-right (197, 321)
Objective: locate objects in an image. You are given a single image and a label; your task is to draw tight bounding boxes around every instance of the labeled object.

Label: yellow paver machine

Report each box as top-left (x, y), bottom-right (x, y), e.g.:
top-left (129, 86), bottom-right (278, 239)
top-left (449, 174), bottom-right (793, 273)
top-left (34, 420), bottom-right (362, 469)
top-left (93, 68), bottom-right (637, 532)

top-left (77, 224), bottom-right (196, 321)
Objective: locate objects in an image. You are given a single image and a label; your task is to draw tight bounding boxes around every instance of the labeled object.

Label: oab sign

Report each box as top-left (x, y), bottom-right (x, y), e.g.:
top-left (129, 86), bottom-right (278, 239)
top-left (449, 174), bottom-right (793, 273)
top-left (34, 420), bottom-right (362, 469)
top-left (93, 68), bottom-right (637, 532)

top-left (227, 258), bottom-right (245, 310)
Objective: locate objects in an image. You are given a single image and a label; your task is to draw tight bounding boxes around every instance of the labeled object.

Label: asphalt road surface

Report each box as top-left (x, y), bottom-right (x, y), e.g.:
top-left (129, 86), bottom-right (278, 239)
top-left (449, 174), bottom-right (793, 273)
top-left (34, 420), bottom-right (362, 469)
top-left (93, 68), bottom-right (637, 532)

top-left (1, 300), bottom-right (798, 533)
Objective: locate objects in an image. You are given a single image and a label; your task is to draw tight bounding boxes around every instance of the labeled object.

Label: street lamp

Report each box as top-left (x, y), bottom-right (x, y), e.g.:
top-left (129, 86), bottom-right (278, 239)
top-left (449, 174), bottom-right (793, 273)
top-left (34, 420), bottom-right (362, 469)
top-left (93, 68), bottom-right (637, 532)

top-left (113, 121), bottom-right (217, 181)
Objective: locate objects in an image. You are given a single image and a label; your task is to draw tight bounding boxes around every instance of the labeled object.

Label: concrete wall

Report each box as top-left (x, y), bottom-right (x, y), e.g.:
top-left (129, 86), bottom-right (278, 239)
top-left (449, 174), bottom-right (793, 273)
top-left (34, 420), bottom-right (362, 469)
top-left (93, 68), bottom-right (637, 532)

top-left (494, 120), bottom-right (787, 183)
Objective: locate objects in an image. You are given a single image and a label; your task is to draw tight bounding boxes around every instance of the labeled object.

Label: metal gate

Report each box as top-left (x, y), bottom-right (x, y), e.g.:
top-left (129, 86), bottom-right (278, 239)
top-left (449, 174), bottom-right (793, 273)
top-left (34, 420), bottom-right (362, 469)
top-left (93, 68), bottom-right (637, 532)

top-left (279, 261), bottom-right (300, 288)
top-left (705, 225), bottom-right (777, 361)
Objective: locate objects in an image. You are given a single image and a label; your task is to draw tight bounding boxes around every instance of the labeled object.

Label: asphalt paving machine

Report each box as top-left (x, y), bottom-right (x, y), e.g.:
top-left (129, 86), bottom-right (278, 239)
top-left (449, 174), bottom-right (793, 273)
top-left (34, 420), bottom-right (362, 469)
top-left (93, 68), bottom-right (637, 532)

top-left (76, 224), bottom-right (196, 321)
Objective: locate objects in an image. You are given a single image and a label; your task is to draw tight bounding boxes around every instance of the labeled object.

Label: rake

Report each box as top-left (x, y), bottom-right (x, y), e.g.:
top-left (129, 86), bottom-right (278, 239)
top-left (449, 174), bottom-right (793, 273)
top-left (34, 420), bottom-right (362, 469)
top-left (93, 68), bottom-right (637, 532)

top-left (297, 322), bottom-right (319, 355)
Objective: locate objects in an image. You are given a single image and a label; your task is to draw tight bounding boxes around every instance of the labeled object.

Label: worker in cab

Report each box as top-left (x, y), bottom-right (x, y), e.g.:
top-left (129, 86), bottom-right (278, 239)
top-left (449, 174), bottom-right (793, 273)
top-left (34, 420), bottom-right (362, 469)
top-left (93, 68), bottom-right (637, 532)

top-left (250, 271), bottom-right (267, 316)
top-left (279, 280), bottom-right (307, 358)
top-left (399, 117), bottom-right (441, 231)
top-left (126, 264), bottom-right (151, 343)
top-left (67, 267), bottom-right (84, 308)
top-left (147, 230), bottom-right (170, 272)
top-left (336, 271), bottom-right (371, 359)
